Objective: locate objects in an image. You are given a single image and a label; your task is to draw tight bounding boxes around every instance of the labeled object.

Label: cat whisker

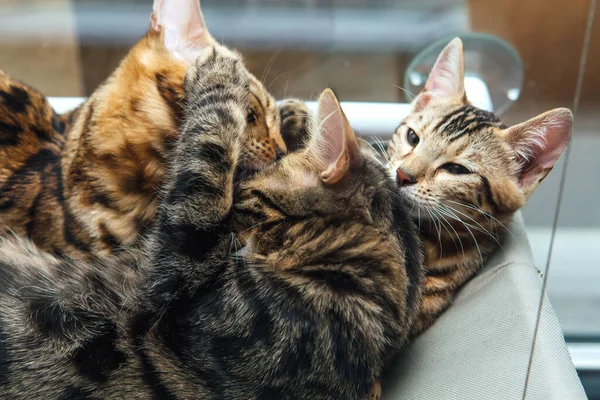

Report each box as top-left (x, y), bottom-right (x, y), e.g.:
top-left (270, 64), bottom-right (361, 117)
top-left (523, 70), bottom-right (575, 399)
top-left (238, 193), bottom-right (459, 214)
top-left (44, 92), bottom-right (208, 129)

top-left (267, 71), bottom-right (287, 90)
top-left (393, 84), bottom-right (417, 100)
top-left (261, 51), bottom-right (280, 85)
top-left (238, 220), bottom-right (270, 235)
top-left (444, 199), bottom-right (516, 239)
top-left (443, 204), bottom-right (503, 249)
top-left (365, 143), bottom-right (386, 168)
top-left (433, 207), bottom-right (465, 258)
top-left (283, 80), bottom-right (289, 99)
top-left (426, 208), bottom-right (443, 257)
top-left (438, 206), bottom-right (483, 265)
top-left (372, 137), bottom-right (391, 163)
top-left (230, 233), bottom-right (248, 270)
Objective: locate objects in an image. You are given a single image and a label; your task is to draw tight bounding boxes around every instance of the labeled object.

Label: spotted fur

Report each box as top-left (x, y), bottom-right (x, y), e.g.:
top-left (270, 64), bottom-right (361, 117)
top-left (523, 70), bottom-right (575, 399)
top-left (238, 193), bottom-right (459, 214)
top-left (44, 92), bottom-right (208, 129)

top-left (0, 47), bottom-right (423, 399)
top-left (0, 14), bottom-right (284, 261)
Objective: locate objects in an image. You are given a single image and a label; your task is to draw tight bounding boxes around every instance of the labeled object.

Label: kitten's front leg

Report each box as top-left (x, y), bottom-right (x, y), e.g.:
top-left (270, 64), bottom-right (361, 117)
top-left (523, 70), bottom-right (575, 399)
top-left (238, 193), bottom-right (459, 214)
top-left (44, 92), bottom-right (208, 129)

top-left (145, 47), bottom-right (251, 301)
top-left (164, 47), bottom-right (250, 231)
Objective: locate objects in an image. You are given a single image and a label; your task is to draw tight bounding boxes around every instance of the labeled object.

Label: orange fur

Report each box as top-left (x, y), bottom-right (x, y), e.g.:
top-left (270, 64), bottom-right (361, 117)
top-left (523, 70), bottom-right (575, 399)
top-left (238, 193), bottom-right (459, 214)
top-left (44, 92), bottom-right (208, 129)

top-left (0, 28), bottom-right (284, 260)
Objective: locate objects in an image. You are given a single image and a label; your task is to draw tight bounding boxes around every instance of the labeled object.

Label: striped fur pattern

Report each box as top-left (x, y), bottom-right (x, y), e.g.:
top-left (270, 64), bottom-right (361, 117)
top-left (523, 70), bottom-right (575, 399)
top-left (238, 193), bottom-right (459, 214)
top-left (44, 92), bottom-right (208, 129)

top-left (278, 42), bottom-right (572, 340)
top-left (0, 47), bottom-right (423, 399)
top-left (0, 27), bottom-right (284, 261)
top-left (386, 38), bottom-right (572, 335)
top-left (387, 100), bottom-right (513, 334)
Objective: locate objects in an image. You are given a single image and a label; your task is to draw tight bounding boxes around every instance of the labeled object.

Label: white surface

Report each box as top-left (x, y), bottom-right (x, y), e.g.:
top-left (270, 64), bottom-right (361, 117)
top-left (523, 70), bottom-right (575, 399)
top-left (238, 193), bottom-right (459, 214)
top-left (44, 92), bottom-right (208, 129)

top-left (383, 213), bottom-right (586, 399)
top-left (46, 97), bottom-right (84, 115)
top-left (568, 343), bottom-right (600, 371)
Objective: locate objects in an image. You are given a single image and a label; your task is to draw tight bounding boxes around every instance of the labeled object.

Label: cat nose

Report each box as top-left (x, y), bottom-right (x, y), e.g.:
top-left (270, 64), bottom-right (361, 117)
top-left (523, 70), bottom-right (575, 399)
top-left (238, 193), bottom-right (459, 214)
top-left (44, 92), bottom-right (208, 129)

top-left (396, 168), bottom-right (415, 187)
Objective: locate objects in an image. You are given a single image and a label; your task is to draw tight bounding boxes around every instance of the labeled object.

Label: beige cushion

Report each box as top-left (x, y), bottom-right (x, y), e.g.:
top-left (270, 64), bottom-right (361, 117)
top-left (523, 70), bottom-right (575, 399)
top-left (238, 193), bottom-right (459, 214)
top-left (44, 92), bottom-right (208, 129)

top-left (382, 212), bottom-right (587, 399)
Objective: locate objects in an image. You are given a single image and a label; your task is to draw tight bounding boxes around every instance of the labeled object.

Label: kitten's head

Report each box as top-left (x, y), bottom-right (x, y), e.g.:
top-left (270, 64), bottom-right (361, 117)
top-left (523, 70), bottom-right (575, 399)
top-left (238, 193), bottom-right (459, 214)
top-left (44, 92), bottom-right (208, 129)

top-left (148, 0), bottom-right (285, 169)
top-left (234, 89), bottom-right (409, 267)
top-left (387, 38), bottom-right (572, 226)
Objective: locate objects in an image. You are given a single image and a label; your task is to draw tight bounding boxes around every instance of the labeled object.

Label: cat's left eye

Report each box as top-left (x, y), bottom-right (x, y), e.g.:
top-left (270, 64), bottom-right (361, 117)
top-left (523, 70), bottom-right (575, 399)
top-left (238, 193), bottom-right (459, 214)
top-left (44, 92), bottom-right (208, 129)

top-left (247, 111), bottom-right (257, 124)
top-left (439, 163), bottom-right (471, 175)
top-left (406, 128), bottom-right (420, 147)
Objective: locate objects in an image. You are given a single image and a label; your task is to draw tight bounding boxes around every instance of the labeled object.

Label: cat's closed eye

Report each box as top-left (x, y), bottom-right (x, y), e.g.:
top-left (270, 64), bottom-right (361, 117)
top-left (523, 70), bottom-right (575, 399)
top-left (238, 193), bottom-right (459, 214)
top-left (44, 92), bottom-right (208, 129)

top-left (438, 163), bottom-right (471, 175)
top-left (406, 128), bottom-right (420, 147)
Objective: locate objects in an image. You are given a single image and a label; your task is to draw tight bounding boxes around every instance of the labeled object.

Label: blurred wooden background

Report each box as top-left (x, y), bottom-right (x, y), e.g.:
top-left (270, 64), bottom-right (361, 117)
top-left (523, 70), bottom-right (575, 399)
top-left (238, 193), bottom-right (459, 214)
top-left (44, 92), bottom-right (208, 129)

top-left (0, 0), bottom-right (597, 111)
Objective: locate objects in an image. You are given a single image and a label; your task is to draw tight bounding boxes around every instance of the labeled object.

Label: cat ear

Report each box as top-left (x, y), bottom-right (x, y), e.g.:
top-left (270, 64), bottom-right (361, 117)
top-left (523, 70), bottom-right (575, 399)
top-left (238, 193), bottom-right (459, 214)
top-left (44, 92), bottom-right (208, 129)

top-left (412, 37), bottom-right (466, 112)
top-left (501, 108), bottom-right (573, 197)
top-left (309, 89), bottom-right (361, 185)
top-left (151, 0), bottom-right (214, 62)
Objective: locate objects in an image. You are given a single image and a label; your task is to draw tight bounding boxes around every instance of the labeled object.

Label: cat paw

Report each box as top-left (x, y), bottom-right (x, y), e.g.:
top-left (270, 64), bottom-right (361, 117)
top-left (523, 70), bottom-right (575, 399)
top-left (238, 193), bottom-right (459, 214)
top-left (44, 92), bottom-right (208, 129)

top-left (278, 98), bottom-right (313, 153)
top-left (184, 45), bottom-right (249, 100)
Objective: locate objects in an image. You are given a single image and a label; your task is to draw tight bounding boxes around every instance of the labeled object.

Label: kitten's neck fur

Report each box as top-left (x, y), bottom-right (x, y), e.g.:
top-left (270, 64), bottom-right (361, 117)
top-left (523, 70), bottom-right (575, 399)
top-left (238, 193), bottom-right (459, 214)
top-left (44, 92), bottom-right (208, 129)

top-left (413, 212), bottom-right (510, 334)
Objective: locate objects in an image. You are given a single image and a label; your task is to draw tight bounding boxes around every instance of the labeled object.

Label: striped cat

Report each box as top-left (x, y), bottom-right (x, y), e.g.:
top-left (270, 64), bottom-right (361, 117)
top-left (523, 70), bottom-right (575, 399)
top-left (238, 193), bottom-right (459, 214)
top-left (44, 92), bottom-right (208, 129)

top-left (278, 39), bottom-right (573, 338)
top-left (0, 45), bottom-right (423, 399)
top-left (0, 0), bottom-right (285, 260)
top-left (386, 38), bottom-right (573, 335)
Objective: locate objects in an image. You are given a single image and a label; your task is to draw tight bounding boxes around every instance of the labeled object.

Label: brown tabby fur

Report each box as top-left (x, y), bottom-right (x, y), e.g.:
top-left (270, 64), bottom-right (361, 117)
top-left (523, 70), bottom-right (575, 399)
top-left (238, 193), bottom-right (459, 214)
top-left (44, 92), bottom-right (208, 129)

top-left (0, 48), bottom-right (423, 399)
top-left (0, 28), bottom-right (284, 261)
top-left (386, 39), bottom-right (572, 336)
top-left (387, 100), bottom-right (514, 334)
top-left (279, 41), bottom-right (572, 342)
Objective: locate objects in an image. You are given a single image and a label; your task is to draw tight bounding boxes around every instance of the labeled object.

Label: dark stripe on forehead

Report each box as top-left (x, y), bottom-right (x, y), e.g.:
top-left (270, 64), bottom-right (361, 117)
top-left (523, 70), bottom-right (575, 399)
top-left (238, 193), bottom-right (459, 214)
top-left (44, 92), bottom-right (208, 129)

top-left (480, 176), bottom-right (501, 214)
top-left (434, 105), bottom-right (501, 142)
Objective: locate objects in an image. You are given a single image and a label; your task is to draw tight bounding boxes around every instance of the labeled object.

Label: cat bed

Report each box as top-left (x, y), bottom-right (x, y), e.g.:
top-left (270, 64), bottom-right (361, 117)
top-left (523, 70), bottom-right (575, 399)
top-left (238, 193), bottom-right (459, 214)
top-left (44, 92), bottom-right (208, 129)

top-left (381, 212), bottom-right (586, 399)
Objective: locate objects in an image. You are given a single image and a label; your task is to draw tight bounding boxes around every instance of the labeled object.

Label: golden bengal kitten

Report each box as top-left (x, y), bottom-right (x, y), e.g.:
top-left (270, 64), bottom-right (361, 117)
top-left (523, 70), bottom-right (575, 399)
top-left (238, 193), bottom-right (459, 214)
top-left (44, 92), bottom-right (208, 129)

top-left (0, 0), bottom-right (285, 260)
top-left (386, 38), bottom-right (573, 335)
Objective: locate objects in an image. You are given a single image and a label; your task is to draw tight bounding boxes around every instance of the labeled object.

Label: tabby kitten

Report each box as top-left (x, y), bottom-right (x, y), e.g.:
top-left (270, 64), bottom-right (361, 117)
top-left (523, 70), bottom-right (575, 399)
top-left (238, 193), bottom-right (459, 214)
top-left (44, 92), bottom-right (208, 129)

top-left (278, 40), bottom-right (573, 339)
top-left (0, 0), bottom-right (285, 260)
top-left (0, 45), bottom-right (423, 399)
top-left (386, 38), bottom-right (573, 335)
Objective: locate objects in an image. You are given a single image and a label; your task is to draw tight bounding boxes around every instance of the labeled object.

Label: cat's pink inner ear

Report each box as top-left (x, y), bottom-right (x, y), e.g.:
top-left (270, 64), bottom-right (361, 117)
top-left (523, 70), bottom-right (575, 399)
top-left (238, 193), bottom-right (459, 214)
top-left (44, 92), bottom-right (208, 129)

top-left (312, 89), bottom-right (361, 185)
top-left (412, 92), bottom-right (433, 113)
top-left (151, 0), bottom-right (213, 62)
top-left (412, 37), bottom-right (465, 112)
top-left (504, 108), bottom-right (573, 191)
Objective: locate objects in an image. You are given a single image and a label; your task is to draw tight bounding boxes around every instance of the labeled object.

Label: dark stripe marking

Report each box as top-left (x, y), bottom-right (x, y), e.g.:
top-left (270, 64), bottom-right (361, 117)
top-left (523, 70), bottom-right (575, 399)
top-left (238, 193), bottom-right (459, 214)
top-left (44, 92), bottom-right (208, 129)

top-left (480, 176), bottom-right (501, 214)
top-left (0, 85), bottom-right (30, 114)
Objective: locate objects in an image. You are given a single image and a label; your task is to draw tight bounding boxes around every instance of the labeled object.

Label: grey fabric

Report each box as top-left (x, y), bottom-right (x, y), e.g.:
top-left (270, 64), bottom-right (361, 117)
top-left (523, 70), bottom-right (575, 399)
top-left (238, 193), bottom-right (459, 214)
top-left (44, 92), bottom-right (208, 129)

top-left (383, 212), bottom-right (587, 399)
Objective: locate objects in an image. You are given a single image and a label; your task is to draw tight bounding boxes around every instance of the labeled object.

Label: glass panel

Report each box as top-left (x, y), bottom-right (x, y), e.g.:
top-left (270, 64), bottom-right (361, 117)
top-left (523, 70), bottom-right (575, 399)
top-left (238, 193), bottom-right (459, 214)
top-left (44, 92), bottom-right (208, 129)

top-left (1, 0), bottom-right (597, 396)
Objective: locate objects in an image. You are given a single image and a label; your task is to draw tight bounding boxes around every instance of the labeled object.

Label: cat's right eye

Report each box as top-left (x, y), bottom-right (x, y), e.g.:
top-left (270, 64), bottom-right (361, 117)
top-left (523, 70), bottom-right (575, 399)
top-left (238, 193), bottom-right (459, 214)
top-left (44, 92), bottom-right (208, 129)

top-left (247, 111), bottom-right (257, 124)
top-left (406, 128), bottom-right (420, 147)
top-left (439, 163), bottom-right (472, 175)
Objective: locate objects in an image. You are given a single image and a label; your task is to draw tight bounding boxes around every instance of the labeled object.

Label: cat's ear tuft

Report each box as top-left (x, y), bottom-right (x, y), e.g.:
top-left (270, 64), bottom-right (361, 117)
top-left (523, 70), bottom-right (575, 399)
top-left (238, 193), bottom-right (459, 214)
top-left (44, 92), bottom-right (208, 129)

top-left (151, 0), bottom-right (214, 62)
top-left (412, 37), bottom-right (466, 112)
top-left (309, 89), bottom-right (361, 185)
top-left (502, 108), bottom-right (573, 197)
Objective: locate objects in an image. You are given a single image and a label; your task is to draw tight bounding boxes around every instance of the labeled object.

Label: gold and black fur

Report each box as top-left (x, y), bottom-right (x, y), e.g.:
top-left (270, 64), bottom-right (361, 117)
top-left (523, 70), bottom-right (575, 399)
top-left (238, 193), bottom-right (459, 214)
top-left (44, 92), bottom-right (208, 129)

top-left (0, 46), bottom-right (423, 399)
top-left (0, 0), bottom-right (285, 261)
